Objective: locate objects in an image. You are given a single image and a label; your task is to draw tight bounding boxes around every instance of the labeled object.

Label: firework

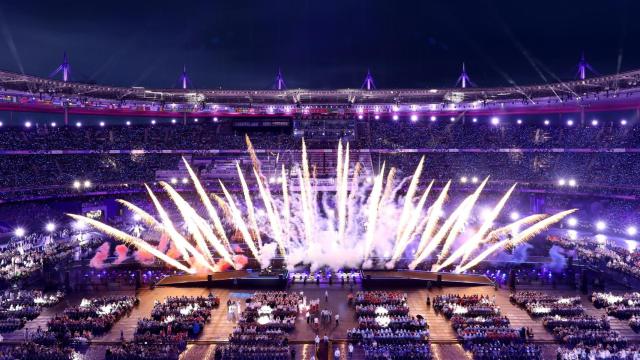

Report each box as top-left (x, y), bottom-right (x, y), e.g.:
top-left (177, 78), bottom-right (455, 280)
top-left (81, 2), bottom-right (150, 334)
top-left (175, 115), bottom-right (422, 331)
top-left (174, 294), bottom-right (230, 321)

top-left (455, 209), bottom-right (577, 273)
top-left (67, 213), bottom-right (195, 274)
top-left (70, 140), bottom-right (574, 273)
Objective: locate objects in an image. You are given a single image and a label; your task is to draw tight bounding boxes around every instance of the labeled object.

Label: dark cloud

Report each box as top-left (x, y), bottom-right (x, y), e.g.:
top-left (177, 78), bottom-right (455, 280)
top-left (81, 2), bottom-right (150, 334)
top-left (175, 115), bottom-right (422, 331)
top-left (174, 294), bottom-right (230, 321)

top-left (0, 0), bottom-right (636, 89)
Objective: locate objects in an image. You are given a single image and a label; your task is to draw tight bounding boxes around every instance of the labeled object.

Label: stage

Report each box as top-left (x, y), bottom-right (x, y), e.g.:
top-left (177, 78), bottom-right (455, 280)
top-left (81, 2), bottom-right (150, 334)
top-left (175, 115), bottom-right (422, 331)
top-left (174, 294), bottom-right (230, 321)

top-left (360, 270), bottom-right (494, 288)
top-left (155, 270), bottom-right (288, 289)
top-left (155, 269), bottom-right (493, 289)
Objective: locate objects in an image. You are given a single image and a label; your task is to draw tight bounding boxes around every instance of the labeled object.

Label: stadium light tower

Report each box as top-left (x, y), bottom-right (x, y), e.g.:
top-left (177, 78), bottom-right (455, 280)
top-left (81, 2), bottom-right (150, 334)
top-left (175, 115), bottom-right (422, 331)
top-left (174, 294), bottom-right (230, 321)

top-left (50, 51), bottom-right (70, 82)
top-left (576, 52), bottom-right (596, 80)
top-left (179, 65), bottom-right (190, 89)
top-left (456, 63), bottom-right (474, 88)
top-left (274, 68), bottom-right (286, 90)
top-left (361, 69), bottom-right (376, 90)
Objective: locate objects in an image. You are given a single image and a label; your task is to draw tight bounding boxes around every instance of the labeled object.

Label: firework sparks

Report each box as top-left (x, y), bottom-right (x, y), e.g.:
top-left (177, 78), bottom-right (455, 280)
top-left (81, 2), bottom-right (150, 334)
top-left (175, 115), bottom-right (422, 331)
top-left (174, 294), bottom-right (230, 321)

top-left (455, 209), bottom-right (577, 273)
top-left (70, 140), bottom-right (574, 274)
top-left (67, 214), bottom-right (195, 274)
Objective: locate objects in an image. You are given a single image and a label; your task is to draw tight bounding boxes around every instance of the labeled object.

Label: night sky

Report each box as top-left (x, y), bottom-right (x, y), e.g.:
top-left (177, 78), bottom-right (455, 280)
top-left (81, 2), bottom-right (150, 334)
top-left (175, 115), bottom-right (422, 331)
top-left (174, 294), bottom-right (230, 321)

top-left (0, 0), bottom-right (637, 89)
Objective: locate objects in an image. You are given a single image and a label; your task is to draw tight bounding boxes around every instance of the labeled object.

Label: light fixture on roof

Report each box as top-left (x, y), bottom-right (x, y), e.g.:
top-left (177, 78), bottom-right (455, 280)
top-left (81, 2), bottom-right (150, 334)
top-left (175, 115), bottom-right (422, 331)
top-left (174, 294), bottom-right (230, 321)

top-left (595, 221), bottom-right (606, 231)
top-left (410, 114), bottom-right (418, 122)
top-left (45, 222), bottom-right (56, 232)
top-left (516, 119), bottom-right (523, 125)
top-left (392, 114), bottom-right (399, 121)
top-left (544, 120), bottom-right (550, 126)
top-left (627, 226), bottom-right (637, 236)
top-left (567, 217), bottom-right (578, 227)
top-left (591, 119), bottom-right (598, 126)
top-left (567, 120), bottom-right (574, 126)
top-left (491, 117), bottom-right (500, 125)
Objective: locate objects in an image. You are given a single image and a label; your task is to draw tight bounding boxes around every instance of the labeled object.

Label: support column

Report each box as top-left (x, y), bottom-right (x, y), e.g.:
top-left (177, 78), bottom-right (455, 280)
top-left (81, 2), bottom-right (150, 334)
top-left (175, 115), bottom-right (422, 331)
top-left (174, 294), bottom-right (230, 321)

top-left (361, 69), bottom-right (375, 90)
top-left (456, 63), bottom-right (474, 88)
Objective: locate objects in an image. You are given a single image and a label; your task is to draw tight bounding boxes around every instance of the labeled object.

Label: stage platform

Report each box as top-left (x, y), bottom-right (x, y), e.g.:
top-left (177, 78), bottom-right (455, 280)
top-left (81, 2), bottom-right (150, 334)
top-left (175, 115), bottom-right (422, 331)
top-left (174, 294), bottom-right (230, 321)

top-left (156, 269), bottom-right (492, 289)
top-left (155, 270), bottom-right (288, 289)
top-left (361, 270), bottom-right (494, 288)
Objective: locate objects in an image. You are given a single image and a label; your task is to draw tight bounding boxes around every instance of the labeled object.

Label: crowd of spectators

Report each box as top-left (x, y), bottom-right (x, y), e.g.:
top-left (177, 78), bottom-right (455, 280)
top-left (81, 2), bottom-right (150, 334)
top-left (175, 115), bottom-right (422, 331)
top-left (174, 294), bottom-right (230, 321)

top-left (0, 226), bottom-right (102, 285)
top-left (630, 316), bottom-right (640, 332)
top-left (219, 291), bottom-right (299, 360)
top-left (0, 153), bottom-right (180, 189)
top-left (467, 343), bottom-right (543, 360)
top-left (348, 291), bottom-right (431, 360)
top-left (434, 294), bottom-right (538, 359)
top-left (512, 290), bottom-right (637, 359)
top-left (510, 291), bottom-right (618, 345)
top-left (0, 342), bottom-right (74, 360)
top-left (590, 292), bottom-right (640, 334)
top-left (0, 118), bottom-right (640, 202)
top-left (105, 341), bottom-right (184, 360)
top-left (0, 290), bottom-right (63, 332)
top-left (549, 235), bottom-right (640, 282)
top-left (510, 292), bottom-right (583, 317)
top-left (137, 295), bottom-right (217, 339)
top-left (369, 118), bottom-right (640, 149)
top-left (542, 315), bottom-right (609, 331)
top-left (434, 294), bottom-right (501, 319)
top-left (106, 294), bottom-right (217, 360)
top-left (557, 344), bottom-right (640, 360)
top-left (48, 296), bottom-right (138, 339)
top-left (2, 150), bottom-right (640, 199)
top-left (0, 125), bottom-right (295, 151)
top-left (375, 151), bottom-right (640, 193)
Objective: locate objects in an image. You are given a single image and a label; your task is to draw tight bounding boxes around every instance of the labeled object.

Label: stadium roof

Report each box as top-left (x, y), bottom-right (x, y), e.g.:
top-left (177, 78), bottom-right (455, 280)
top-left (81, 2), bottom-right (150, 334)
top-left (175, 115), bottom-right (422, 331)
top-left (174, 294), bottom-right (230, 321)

top-left (1, 68), bottom-right (640, 106)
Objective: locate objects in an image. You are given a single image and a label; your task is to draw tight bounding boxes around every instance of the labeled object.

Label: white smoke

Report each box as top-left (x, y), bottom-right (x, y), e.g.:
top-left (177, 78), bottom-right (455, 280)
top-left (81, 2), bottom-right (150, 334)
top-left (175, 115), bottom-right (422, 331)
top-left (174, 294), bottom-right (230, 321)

top-left (548, 245), bottom-right (567, 272)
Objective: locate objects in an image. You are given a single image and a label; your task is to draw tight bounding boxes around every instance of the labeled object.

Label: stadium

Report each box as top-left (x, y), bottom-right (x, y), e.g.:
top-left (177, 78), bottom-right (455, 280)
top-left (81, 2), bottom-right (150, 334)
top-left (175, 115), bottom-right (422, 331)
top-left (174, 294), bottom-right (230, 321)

top-left (1, 1), bottom-right (640, 360)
